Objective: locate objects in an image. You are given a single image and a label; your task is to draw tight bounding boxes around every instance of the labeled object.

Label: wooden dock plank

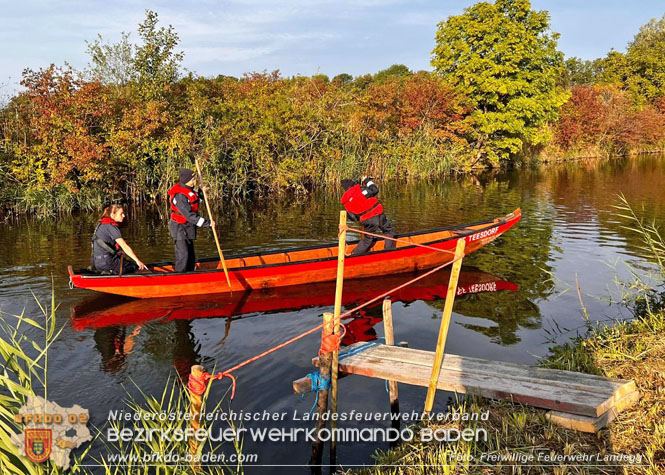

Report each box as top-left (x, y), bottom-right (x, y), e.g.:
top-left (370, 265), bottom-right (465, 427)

top-left (369, 345), bottom-right (632, 391)
top-left (546, 390), bottom-right (640, 433)
top-left (364, 345), bottom-right (636, 401)
top-left (310, 343), bottom-right (635, 418)
top-left (334, 354), bottom-right (610, 417)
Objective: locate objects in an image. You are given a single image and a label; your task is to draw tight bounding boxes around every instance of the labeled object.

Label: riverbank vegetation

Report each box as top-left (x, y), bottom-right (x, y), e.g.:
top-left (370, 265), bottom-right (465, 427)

top-left (2, 1), bottom-right (665, 214)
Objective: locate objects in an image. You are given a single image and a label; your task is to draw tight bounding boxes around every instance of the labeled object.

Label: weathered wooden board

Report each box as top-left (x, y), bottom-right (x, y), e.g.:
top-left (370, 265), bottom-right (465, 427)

top-left (546, 390), bottom-right (640, 433)
top-left (311, 343), bottom-right (635, 418)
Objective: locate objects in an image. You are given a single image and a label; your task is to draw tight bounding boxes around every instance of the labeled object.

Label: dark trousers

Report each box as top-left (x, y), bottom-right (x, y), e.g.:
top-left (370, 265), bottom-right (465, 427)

top-left (174, 238), bottom-right (196, 273)
top-left (352, 214), bottom-right (396, 256)
top-left (113, 258), bottom-right (139, 275)
top-left (93, 256), bottom-right (138, 275)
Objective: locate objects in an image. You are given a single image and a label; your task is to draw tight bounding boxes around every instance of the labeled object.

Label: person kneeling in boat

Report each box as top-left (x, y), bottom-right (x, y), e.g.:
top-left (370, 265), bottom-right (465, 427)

top-left (340, 177), bottom-right (396, 255)
top-left (168, 168), bottom-right (214, 273)
top-left (91, 204), bottom-right (147, 274)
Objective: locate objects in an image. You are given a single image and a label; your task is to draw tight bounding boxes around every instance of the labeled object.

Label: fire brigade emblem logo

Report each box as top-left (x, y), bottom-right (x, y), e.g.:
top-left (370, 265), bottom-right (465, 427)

top-left (25, 428), bottom-right (52, 463)
top-left (11, 396), bottom-right (91, 469)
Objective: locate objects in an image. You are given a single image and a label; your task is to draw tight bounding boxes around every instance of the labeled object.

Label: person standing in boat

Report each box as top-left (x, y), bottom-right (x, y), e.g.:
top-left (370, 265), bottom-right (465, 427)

top-left (340, 177), bottom-right (395, 255)
top-left (91, 204), bottom-right (147, 274)
top-left (168, 168), bottom-right (214, 272)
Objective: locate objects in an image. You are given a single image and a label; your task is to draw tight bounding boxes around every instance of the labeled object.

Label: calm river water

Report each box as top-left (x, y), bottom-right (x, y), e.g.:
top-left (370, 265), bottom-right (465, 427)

top-left (1, 155), bottom-right (664, 472)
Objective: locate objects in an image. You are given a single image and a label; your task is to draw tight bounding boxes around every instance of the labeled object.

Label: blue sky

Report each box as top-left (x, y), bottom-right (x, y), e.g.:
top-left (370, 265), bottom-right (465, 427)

top-left (1, 1), bottom-right (664, 93)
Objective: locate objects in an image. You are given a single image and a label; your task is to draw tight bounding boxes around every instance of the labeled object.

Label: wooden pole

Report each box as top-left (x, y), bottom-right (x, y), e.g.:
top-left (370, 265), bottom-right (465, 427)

top-left (189, 364), bottom-right (206, 472)
top-left (310, 312), bottom-right (334, 470)
top-left (329, 210), bottom-right (347, 467)
top-left (423, 238), bottom-right (466, 414)
top-left (382, 297), bottom-right (400, 436)
top-left (194, 157), bottom-right (232, 290)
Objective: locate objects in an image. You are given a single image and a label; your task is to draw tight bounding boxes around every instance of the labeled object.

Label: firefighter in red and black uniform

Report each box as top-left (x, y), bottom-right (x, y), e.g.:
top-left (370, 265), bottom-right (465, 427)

top-left (340, 177), bottom-right (395, 255)
top-left (168, 168), bottom-right (213, 273)
top-left (91, 204), bottom-right (147, 274)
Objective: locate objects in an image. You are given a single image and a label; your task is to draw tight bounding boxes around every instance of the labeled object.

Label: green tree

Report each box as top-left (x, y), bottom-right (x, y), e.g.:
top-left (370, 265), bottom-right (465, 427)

top-left (562, 57), bottom-right (597, 86)
top-left (133, 10), bottom-right (184, 99)
top-left (332, 73), bottom-right (353, 86)
top-left (594, 50), bottom-right (628, 86)
top-left (85, 10), bottom-right (183, 100)
top-left (431, 0), bottom-right (568, 166)
top-left (624, 15), bottom-right (665, 101)
top-left (374, 64), bottom-right (412, 82)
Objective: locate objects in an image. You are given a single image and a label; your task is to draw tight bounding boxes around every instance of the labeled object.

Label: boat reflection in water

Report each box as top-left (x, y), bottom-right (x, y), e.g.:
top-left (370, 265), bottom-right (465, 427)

top-left (71, 266), bottom-right (518, 377)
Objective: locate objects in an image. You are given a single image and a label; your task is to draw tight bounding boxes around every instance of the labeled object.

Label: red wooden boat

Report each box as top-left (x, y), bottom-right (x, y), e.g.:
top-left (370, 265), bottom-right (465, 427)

top-left (70, 267), bottom-right (518, 330)
top-left (68, 209), bottom-right (521, 298)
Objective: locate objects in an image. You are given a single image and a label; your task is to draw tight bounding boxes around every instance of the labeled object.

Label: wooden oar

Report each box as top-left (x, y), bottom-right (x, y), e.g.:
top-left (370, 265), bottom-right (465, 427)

top-left (194, 157), bottom-right (232, 290)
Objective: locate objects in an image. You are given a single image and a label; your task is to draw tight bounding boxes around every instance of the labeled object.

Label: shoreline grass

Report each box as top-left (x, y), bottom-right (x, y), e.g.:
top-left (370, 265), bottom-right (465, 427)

top-left (353, 196), bottom-right (665, 474)
top-left (352, 309), bottom-right (664, 474)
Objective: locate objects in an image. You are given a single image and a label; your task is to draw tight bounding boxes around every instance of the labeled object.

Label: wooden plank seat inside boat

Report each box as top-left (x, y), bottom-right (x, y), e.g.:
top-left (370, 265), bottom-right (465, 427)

top-left (150, 227), bottom-right (463, 273)
top-left (193, 227), bottom-right (461, 271)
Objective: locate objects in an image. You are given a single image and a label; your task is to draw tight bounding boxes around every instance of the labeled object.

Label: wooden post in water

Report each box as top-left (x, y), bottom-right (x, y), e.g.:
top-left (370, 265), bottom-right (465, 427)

top-left (310, 312), bottom-right (334, 470)
top-left (382, 297), bottom-right (400, 436)
top-left (330, 210), bottom-right (347, 467)
top-left (188, 364), bottom-right (206, 472)
top-left (423, 238), bottom-right (466, 414)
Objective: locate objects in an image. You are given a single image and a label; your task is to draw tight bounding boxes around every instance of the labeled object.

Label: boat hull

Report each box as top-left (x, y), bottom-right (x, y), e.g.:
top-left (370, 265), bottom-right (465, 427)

top-left (69, 209), bottom-right (521, 298)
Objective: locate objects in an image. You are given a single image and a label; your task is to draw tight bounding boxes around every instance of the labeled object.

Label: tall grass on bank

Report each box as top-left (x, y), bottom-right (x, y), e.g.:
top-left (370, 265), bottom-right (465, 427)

top-left (0, 290), bottom-right (75, 474)
top-left (95, 377), bottom-right (240, 474)
top-left (0, 292), bottom-right (243, 474)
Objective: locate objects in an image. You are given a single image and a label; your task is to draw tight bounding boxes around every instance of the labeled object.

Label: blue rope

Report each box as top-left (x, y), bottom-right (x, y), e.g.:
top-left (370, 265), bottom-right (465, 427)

top-left (306, 371), bottom-right (331, 414)
top-left (338, 340), bottom-right (382, 361)
top-left (302, 340), bottom-right (390, 412)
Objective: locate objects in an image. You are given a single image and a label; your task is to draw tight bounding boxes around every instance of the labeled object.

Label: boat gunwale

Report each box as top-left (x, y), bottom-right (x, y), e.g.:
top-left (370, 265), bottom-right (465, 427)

top-left (72, 211), bottom-right (518, 281)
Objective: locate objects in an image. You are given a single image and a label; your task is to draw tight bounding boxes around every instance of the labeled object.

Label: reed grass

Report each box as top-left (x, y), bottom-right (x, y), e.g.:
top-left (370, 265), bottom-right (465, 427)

top-left (0, 288), bottom-right (72, 474)
top-left (94, 377), bottom-right (239, 474)
top-left (0, 291), bottom-right (244, 474)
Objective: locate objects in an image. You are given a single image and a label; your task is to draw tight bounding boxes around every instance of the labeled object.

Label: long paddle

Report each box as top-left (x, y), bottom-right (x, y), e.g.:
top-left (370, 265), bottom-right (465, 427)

top-left (194, 157), bottom-right (232, 291)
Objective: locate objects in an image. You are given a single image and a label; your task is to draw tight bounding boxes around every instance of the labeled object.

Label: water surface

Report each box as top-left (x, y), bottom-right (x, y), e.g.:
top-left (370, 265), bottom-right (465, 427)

top-left (1, 155), bottom-right (663, 471)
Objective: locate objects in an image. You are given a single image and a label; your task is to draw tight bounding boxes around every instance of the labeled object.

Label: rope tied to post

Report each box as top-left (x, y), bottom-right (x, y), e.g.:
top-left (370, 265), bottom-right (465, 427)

top-left (319, 322), bottom-right (347, 357)
top-left (305, 371), bottom-right (332, 414)
top-left (188, 370), bottom-right (238, 399)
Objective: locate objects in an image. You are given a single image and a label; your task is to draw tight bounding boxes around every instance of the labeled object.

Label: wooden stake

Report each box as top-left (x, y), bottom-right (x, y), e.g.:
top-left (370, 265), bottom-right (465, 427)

top-left (382, 297), bottom-right (400, 435)
top-left (189, 364), bottom-right (205, 472)
top-left (423, 238), bottom-right (466, 414)
top-left (194, 157), bottom-right (232, 290)
top-left (329, 210), bottom-right (346, 467)
top-left (310, 312), bottom-right (334, 470)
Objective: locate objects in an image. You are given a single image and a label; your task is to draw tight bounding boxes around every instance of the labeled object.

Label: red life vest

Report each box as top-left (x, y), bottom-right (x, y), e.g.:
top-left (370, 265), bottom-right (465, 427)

top-left (99, 217), bottom-right (118, 226)
top-left (340, 184), bottom-right (383, 222)
top-left (168, 184), bottom-right (199, 224)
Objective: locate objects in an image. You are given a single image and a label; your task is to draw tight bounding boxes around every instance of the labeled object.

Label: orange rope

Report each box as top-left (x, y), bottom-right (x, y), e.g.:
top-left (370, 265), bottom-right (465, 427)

top-left (210, 255), bottom-right (462, 385)
top-left (188, 370), bottom-right (238, 399)
top-left (202, 238), bottom-right (466, 398)
top-left (341, 225), bottom-right (457, 255)
top-left (320, 323), bottom-right (347, 356)
top-left (336, 255), bottom-right (463, 320)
